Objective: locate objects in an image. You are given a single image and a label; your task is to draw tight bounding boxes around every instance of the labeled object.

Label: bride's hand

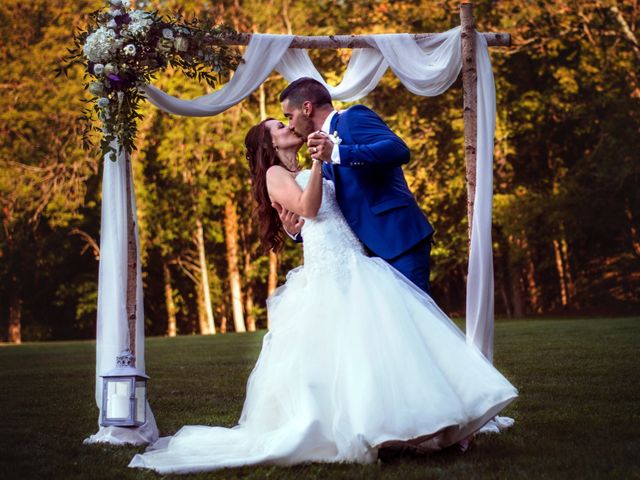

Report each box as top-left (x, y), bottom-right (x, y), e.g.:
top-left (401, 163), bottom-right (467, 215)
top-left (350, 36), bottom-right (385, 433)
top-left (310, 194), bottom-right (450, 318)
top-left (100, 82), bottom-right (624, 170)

top-left (273, 202), bottom-right (305, 235)
top-left (307, 131), bottom-right (333, 162)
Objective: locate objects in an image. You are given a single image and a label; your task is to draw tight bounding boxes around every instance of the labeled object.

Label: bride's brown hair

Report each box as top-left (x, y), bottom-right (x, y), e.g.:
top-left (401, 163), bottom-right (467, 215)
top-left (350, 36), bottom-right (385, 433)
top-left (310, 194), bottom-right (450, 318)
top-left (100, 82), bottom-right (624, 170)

top-left (244, 118), bottom-right (292, 253)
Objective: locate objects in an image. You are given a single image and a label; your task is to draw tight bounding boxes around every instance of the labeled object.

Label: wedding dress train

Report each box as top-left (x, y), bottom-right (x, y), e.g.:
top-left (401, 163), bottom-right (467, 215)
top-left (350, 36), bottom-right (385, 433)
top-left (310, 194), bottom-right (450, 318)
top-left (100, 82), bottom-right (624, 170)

top-left (129, 170), bottom-right (517, 474)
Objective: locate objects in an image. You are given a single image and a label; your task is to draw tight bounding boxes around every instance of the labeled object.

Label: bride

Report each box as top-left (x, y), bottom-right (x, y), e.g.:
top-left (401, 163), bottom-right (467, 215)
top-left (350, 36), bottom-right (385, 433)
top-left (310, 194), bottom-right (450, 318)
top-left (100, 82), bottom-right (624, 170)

top-left (129, 118), bottom-right (518, 474)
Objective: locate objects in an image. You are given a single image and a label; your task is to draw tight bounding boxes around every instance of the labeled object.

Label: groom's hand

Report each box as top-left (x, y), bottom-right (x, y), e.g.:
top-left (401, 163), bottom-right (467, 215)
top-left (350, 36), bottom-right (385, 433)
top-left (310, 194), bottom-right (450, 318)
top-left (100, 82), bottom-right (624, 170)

top-left (307, 131), bottom-right (333, 163)
top-left (272, 202), bottom-right (304, 235)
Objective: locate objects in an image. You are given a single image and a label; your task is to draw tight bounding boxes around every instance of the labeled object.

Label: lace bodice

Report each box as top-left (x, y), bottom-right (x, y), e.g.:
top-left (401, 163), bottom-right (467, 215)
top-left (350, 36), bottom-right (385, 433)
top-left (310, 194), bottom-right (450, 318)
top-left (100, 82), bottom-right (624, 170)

top-left (294, 169), bottom-right (366, 277)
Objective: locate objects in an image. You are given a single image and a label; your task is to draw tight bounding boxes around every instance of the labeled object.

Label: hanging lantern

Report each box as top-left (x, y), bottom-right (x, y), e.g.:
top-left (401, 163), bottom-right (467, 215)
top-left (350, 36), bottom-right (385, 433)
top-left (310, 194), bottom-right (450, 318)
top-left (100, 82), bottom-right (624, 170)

top-left (100, 350), bottom-right (149, 427)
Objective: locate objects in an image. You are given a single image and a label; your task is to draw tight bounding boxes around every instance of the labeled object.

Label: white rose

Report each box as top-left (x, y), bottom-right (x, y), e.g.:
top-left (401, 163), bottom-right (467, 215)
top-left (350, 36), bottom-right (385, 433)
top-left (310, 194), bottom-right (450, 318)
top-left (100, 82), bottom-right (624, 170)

top-left (83, 27), bottom-right (117, 62)
top-left (123, 44), bottom-right (136, 56)
top-left (104, 63), bottom-right (118, 75)
top-left (97, 97), bottom-right (110, 108)
top-left (162, 28), bottom-right (174, 39)
top-left (129, 10), bottom-right (150, 21)
top-left (88, 82), bottom-right (105, 96)
top-left (174, 37), bottom-right (189, 52)
top-left (128, 11), bottom-right (153, 35)
top-left (93, 63), bottom-right (105, 75)
top-left (121, 0), bottom-right (131, 8)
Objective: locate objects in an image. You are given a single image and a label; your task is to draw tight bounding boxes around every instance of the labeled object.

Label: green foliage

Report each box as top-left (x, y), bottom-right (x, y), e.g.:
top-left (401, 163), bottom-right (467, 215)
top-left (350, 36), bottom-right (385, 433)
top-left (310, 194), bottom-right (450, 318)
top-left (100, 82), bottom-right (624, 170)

top-left (58, 2), bottom-right (243, 159)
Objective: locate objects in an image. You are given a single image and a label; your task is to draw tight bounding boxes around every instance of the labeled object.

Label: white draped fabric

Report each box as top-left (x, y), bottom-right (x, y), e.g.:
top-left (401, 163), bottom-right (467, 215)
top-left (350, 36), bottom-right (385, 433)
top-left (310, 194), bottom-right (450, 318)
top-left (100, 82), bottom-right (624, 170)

top-left (85, 147), bottom-right (159, 445)
top-left (144, 35), bottom-right (294, 116)
top-left (91, 26), bottom-right (510, 445)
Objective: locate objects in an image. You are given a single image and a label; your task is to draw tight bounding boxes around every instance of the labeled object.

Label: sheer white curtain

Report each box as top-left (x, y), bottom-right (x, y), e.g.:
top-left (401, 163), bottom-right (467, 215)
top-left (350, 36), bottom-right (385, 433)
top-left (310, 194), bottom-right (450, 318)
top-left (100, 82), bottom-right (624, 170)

top-left (85, 147), bottom-right (159, 445)
top-left (90, 27), bottom-right (509, 445)
top-left (143, 34), bottom-right (294, 116)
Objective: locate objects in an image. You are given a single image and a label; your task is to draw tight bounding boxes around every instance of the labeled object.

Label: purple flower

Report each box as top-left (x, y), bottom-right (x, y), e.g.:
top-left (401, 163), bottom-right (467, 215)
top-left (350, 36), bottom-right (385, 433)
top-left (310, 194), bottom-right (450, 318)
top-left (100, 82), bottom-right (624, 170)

top-left (107, 73), bottom-right (125, 89)
top-left (114, 13), bottom-right (131, 26)
top-left (107, 73), bottom-right (132, 90)
top-left (88, 61), bottom-right (95, 74)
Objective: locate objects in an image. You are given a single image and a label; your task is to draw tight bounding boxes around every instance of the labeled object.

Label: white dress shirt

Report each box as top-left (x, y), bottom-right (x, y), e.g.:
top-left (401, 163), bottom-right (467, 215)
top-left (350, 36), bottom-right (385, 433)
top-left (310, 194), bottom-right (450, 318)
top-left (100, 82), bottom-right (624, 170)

top-left (321, 110), bottom-right (341, 164)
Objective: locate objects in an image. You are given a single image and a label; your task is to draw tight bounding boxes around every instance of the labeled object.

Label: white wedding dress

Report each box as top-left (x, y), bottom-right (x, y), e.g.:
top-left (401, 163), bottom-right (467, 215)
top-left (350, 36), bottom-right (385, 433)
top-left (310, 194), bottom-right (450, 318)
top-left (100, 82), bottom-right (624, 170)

top-left (129, 171), bottom-right (518, 474)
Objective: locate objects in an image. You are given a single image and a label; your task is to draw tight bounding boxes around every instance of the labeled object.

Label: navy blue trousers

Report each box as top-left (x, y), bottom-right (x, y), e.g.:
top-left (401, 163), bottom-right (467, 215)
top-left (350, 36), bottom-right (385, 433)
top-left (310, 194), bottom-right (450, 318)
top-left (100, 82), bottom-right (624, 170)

top-left (366, 236), bottom-right (433, 295)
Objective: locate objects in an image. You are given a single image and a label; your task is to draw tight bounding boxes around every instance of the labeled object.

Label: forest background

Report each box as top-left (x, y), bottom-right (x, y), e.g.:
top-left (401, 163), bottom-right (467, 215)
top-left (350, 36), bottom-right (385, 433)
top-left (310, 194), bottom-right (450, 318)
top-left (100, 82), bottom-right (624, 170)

top-left (1, 0), bottom-right (638, 343)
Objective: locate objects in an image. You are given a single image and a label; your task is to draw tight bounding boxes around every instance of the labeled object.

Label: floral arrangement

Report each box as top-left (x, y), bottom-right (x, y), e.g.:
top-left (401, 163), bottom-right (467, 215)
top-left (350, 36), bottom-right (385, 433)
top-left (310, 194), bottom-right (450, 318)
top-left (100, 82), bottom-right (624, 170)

top-left (59, 0), bottom-right (242, 159)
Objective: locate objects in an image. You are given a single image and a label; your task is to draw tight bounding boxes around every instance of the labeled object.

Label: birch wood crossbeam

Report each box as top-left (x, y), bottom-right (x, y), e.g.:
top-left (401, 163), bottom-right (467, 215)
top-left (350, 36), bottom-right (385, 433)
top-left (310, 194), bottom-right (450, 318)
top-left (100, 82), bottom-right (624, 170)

top-left (210, 32), bottom-right (511, 49)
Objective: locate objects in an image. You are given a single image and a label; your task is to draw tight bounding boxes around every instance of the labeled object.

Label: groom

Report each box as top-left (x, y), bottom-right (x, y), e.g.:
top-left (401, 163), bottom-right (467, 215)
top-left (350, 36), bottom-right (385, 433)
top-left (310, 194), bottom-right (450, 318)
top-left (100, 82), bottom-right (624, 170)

top-left (276, 77), bottom-right (434, 294)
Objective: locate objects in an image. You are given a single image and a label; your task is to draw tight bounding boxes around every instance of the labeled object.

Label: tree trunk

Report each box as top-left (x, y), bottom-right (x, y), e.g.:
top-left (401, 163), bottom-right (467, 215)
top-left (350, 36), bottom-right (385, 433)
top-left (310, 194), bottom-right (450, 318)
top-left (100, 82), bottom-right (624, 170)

top-left (510, 265), bottom-right (526, 318)
top-left (496, 230), bottom-right (512, 318)
top-left (163, 261), bottom-right (177, 337)
top-left (560, 236), bottom-right (576, 305)
top-left (267, 251), bottom-right (278, 295)
top-left (499, 284), bottom-right (512, 319)
top-left (522, 235), bottom-right (542, 313)
top-left (267, 251), bottom-right (278, 329)
top-left (8, 292), bottom-right (22, 344)
top-left (195, 218), bottom-right (216, 334)
top-left (504, 234), bottom-right (525, 318)
top-left (241, 221), bottom-right (256, 332)
top-left (196, 279), bottom-right (206, 335)
top-left (625, 200), bottom-right (640, 258)
top-left (553, 239), bottom-right (568, 308)
top-left (224, 199), bottom-right (246, 333)
top-left (259, 83), bottom-right (268, 121)
top-left (219, 301), bottom-right (228, 333)
top-left (610, 5), bottom-right (640, 62)
top-left (282, 0), bottom-right (293, 36)
top-left (244, 271), bottom-right (256, 331)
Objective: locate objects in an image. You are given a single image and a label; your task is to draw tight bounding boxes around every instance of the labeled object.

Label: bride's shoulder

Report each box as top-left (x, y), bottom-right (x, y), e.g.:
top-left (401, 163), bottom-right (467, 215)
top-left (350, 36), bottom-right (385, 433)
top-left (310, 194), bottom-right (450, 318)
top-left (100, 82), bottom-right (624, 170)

top-left (266, 166), bottom-right (302, 189)
top-left (266, 165), bottom-right (290, 180)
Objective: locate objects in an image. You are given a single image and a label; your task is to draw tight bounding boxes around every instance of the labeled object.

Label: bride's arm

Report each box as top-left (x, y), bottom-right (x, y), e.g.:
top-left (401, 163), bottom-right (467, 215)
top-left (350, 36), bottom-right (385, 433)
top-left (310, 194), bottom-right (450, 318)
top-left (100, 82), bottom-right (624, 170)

top-left (266, 160), bottom-right (324, 219)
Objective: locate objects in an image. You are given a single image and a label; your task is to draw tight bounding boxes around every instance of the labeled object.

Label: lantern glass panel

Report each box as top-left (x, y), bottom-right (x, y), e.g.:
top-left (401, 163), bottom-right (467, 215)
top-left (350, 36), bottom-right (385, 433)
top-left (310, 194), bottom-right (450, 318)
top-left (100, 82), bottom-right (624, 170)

top-left (106, 379), bottom-right (131, 419)
top-left (135, 382), bottom-right (146, 423)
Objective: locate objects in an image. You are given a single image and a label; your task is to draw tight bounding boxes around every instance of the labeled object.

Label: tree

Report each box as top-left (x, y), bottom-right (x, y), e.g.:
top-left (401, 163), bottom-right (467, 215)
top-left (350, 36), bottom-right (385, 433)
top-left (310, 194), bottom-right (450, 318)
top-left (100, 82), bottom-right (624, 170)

top-left (0, 0), bottom-right (102, 342)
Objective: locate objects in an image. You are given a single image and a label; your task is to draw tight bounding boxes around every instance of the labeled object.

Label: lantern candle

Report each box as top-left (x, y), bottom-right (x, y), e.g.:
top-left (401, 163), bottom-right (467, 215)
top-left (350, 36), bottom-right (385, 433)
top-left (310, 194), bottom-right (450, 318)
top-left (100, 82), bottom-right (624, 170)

top-left (100, 350), bottom-right (150, 427)
top-left (109, 392), bottom-right (130, 418)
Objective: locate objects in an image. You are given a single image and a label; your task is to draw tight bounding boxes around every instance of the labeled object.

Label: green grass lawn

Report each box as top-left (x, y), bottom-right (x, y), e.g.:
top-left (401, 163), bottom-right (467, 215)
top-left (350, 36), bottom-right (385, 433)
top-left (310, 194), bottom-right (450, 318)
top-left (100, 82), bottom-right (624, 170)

top-left (1, 317), bottom-right (639, 479)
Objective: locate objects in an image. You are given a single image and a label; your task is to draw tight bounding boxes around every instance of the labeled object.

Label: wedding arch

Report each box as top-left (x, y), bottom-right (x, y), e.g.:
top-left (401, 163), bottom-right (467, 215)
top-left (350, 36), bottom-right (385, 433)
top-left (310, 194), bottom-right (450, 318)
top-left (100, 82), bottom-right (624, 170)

top-left (82, 2), bottom-right (513, 445)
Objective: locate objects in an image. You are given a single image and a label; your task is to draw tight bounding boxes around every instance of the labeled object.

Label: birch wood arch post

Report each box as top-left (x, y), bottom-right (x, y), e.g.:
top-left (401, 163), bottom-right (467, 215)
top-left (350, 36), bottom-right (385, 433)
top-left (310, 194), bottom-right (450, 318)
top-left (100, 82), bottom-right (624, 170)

top-left (461, 1), bottom-right (478, 243)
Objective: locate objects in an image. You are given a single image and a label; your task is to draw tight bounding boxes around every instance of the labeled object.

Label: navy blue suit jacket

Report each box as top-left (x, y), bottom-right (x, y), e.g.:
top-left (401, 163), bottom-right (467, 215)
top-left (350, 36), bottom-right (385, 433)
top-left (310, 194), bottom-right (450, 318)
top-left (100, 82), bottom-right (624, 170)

top-left (321, 105), bottom-right (434, 260)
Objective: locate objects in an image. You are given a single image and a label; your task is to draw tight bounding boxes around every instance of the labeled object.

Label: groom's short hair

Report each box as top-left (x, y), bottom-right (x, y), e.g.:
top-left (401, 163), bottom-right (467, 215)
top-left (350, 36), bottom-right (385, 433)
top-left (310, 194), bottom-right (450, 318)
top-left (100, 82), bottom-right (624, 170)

top-left (279, 77), bottom-right (332, 108)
